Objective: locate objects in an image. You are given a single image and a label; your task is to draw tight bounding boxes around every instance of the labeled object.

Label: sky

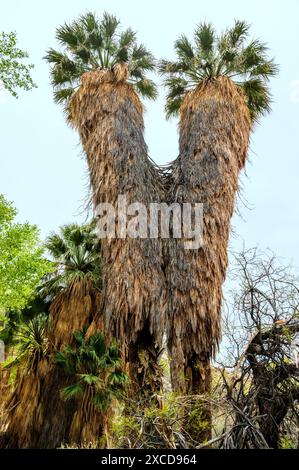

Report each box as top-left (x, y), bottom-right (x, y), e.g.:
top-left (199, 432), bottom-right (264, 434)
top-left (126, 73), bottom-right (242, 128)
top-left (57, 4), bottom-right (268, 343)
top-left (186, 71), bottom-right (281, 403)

top-left (1, 0), bottom-right (299, 269)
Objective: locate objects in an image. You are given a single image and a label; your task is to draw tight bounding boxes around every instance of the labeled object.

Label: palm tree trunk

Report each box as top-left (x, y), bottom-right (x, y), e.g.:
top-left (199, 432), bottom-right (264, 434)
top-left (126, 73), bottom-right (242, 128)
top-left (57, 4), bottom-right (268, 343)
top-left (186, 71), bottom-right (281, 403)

top-left (166, 77), bottom-right (251, 441)
top-left (71, 69), bottom-right (166, 399)
top-left (67, 387), bottom-right (107, 448)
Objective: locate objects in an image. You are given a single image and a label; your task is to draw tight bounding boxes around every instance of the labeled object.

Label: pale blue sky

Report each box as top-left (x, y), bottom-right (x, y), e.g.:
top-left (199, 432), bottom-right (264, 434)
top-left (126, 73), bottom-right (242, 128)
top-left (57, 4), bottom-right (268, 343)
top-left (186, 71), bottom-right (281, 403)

top-left (1, 0), bottom-right (299, 267)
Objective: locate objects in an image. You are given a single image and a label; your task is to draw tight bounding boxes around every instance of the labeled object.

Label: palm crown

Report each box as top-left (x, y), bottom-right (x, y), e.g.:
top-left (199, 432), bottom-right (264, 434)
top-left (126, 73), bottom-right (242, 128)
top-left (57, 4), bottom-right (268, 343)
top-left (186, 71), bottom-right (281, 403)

top-left (45, 11), bottom-right (157, 113)
top-left (41, 222), bottom-right (101, 296)
top-left (159, 20), bottom-right (278, 121)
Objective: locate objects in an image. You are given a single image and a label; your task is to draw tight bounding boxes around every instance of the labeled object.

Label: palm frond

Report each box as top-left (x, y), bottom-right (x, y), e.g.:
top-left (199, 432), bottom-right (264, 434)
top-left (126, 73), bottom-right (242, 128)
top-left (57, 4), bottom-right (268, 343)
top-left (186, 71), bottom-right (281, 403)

top-left (174, 34), bottom-right (194, 62)
top-left (194, 22), bottom-right (215, 59)
top-left (62, 383), bottom-right (84, 400)
top-left (119, 28), bottom-right (136, 49)
top-left (240, 77), bottom-right (273, 121)
top-left (4, 315), bottom-right (49, 371)
top-left (134, 78), bottom-right (158, 100)
top-left (41, 223), bottom-right (101, 297)
top-left (53, 88), bottom-right (74, 105)
top-left (100, 12), bottom-right (119, 41)
top-left (228, 20), bottom-right (250, 48)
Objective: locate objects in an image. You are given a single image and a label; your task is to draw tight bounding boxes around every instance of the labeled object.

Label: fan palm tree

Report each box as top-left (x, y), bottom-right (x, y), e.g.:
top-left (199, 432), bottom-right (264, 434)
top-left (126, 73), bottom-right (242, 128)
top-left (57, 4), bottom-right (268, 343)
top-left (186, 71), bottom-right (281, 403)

top-left (160, 21), bottom-right (278, 404)
top-left (45, 12), bottom-right (166, 396)
top-left (1, 223), bottom-right (103, 448)
top-left (42, 222), bottom-right (102, 348)
top-left (56, 329), bottom-right (128, 446)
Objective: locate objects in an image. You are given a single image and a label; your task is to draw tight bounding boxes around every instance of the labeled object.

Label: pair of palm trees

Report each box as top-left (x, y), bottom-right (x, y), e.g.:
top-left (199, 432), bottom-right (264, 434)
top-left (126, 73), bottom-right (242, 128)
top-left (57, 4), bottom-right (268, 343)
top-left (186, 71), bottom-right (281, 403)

top-left (46, 11), bottom-right (276, 397)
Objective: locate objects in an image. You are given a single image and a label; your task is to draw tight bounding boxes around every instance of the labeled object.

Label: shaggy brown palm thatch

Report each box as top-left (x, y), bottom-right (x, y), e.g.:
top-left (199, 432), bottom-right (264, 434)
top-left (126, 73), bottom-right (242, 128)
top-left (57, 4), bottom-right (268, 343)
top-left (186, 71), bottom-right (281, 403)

top-left (67, 389), bottom-right (108, 448)
top-left (0, 279), bottom-right (102, 448)
top-left (48, 279), bottom-right (103, 349)
top-left (70, 68), bottom-right (167, 395)
top-left (166, 77), bottom-right (251, 394)
top-left (0, 369), bottom-right (11, 417)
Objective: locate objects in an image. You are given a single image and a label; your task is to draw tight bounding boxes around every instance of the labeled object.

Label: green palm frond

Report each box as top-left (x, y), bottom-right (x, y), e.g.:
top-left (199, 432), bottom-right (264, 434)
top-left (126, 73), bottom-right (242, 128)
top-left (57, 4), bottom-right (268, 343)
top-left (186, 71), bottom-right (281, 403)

top-left (194, 22), bottom-right (215, 59)
top-left (240, 78), bottom-right (272, 120)
top-left (159, 20), bottom-right (278, 122)
top-left (174, 35), bottom-right (194, 62)
top-left (45, 11), bottom-right (157, 114)
top-left (53, 88), bottom-right (74, 105)
top-left (227, 20), bottom-right (250, 47)
top-left (134, 78), bottom-right (158, 100)
top-left (119, 28), bottom-right (136, 49)
top-left (92, 391), bottom-right (110, 411)
top-left (100, 12), bottom-right (119, 40)
top-left (62, 383), bottom-right (84, 400)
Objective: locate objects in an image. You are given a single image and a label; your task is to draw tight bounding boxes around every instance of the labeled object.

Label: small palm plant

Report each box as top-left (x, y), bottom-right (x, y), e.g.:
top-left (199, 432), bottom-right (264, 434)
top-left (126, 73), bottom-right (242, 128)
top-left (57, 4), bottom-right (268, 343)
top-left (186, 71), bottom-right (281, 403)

top-left (56, 329), bottom-right (128, 411)
top-left (4, 314), bottom-right (49, 371)
top-left (159, 20), bottom-right (278, 120)
top-left (45, 11), bottom-right (157, 116)
top-left (41, 222), bottom-right (101, 297)
top-left (0, 295), bottom-right (50, 351)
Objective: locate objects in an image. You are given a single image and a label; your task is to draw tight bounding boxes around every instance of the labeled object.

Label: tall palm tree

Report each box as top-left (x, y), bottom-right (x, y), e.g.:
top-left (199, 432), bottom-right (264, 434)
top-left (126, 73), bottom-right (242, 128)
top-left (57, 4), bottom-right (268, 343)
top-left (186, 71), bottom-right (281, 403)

top-left (159, 21), bottom-right (278, 402)
top-left (45, 12), bottom-right (166, 396)
top-left (1, 223), bottom-right (103, 448)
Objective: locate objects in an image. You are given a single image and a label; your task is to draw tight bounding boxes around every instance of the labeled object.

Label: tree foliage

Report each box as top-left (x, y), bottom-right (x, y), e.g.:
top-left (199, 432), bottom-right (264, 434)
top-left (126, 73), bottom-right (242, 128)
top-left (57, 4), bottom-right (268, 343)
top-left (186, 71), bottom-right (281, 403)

top-left (0, 195), bottom-right (51, 312)
top-left (0, 32), bottom-right (37, 98)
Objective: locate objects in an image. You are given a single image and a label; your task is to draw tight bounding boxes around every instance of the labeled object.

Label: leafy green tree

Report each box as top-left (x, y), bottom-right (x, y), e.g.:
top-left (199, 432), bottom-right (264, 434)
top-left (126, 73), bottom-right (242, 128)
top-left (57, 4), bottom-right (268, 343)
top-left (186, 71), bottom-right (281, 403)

top-left (0, 32), bottom-right (37, 97)
top-left (0, 195), bottom-right (51, 312)
top-left (160, 20), bottom-right (278, 120)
